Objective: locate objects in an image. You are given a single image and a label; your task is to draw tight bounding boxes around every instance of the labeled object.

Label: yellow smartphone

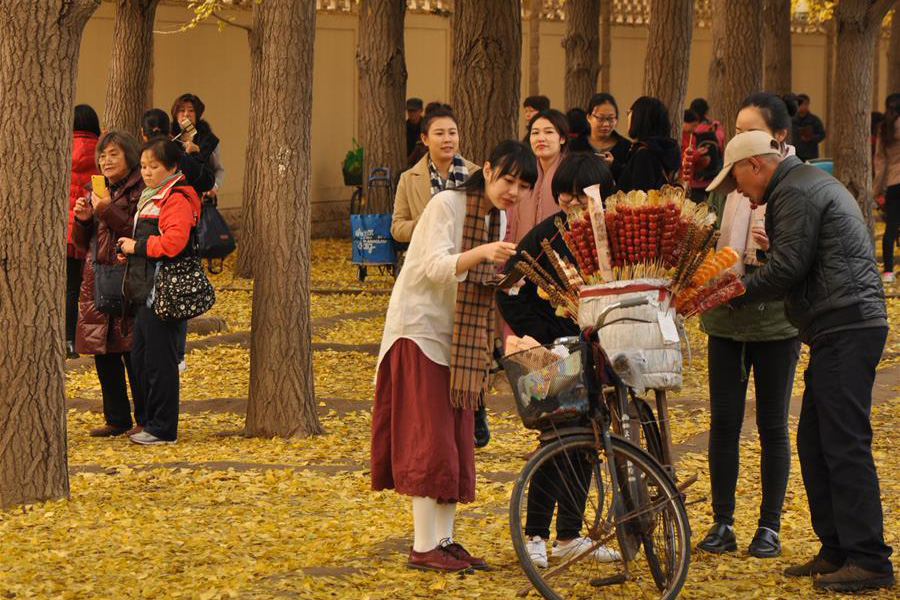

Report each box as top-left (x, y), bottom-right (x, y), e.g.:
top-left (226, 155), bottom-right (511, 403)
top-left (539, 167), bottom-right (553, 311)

top-left (92, 175), bottom-right (107, 198)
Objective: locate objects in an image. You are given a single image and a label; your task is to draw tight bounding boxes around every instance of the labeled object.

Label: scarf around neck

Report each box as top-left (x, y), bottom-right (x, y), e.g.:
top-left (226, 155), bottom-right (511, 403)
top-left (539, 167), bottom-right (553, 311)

top-left (449, 194), bottom-right (500, 410)
top-left (135, 171), bottom-right (184, 223)
top-left (428, 154), bottom-right (468, 197)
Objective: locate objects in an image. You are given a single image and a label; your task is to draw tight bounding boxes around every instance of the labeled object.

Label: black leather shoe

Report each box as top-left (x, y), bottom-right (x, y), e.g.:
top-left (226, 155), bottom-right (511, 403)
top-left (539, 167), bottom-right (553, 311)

top-left (474, 405), bottom-right (490, 448)
top-left (697, 523), bottom-right (737, 553)
top-left (748, 527), bottom-right (781, 558)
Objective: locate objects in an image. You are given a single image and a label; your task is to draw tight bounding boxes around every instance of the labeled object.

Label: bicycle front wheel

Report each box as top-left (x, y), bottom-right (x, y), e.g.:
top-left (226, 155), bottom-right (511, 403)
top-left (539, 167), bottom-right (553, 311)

top-left (509, 434), bottom-right (690, 600)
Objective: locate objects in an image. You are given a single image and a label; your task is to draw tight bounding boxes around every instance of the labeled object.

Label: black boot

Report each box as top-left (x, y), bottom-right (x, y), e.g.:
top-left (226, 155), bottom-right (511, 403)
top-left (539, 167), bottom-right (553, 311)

top-left (474, 405), bottom-right (490, 448)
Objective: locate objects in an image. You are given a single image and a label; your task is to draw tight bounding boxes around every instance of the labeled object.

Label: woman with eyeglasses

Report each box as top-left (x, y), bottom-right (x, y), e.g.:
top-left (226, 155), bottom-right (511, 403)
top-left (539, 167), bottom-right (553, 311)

top-left (586, 93), bottom-right (632, 183)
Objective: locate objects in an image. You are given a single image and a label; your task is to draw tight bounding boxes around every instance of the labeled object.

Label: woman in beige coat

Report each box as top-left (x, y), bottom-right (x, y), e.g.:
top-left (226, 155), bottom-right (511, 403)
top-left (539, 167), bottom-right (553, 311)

top-left (391, 108), bottom-right (478, 243)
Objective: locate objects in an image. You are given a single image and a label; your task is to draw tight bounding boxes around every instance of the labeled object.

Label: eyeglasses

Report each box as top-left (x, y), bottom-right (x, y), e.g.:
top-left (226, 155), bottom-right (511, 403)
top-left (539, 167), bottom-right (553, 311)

top-left (589, 113), bottom-right (617, 124)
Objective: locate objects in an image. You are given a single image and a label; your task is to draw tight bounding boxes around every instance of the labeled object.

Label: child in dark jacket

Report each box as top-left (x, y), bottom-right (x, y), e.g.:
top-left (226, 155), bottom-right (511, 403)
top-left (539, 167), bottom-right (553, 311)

top-left (117, 138), bottom-right (201, 445)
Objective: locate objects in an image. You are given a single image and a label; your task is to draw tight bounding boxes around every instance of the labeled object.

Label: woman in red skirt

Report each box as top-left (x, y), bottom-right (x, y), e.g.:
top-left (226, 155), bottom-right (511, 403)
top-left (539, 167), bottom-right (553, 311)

top-left (372, 140), bottom-right (537, 573)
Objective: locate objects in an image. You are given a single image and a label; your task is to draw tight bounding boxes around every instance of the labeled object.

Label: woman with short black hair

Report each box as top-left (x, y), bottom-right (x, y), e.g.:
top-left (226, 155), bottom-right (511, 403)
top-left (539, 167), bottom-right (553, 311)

top-left (586, 93), bottom-right (632, 183)
top-left (617, 96), bottom-right (680, 192)
top-left (497, 152), bottom-right (621, 569)
top-left (170, 93), bottom-right (224, 196)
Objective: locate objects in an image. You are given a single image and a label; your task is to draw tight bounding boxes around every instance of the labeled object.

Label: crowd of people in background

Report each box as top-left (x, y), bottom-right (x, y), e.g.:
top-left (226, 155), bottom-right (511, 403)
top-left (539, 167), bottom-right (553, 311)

top-left (379, 86), bottom-right (897, 592)
top-left (65, 94), bottom-right (221, 445)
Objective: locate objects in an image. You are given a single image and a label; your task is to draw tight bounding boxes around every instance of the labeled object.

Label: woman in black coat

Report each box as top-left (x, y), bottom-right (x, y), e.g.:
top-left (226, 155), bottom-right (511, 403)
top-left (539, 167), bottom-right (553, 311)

top-left (617, 96), bottom-right (681, 193)
top-left (497, 152), bottom-right (619, 569)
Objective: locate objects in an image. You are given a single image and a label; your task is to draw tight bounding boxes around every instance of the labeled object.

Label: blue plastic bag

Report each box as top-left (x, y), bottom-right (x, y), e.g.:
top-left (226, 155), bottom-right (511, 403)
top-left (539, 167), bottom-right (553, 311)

top-left (351, 213), bottom-right (395, 265)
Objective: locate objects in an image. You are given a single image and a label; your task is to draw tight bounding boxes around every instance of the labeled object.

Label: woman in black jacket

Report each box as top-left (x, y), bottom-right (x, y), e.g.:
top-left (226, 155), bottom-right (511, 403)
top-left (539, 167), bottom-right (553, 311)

top-left (497, 152), bottom-right (618, 569)
top-left (618, 96), bottom-right (680, 193)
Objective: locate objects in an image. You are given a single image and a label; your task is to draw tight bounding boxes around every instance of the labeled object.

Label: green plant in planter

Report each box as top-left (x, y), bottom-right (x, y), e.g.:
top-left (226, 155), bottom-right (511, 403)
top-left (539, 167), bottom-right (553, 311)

top-left (342, 139), bottom-right (363, 186)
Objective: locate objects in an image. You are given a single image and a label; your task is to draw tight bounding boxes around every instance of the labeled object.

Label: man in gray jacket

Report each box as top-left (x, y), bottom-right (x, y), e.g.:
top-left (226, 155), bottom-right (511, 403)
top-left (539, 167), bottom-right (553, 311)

top-left (706, 131), bottom-right (893, 593)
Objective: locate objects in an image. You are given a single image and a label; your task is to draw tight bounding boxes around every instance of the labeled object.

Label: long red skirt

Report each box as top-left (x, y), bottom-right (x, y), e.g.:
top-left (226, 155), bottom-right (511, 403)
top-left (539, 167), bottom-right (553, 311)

top-left (371, 338), bottom-right (476, 503)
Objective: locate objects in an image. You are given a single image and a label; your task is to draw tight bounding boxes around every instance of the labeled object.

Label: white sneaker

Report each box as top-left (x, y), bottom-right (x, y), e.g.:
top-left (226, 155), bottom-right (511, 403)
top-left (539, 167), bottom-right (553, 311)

top-left (129, 431), bottom-right (176, 445)
top-left (883, 272), bottom-right (895, 284)
top-left (553, 537), bottom-right (621, 563)
top-left (178, 360), bottom-right (187, 373)
top-left (526, 536), bottom-right (548, 568)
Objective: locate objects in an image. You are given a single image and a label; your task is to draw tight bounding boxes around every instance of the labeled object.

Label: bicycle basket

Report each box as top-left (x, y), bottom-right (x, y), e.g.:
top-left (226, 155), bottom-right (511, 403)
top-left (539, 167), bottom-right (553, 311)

top-left (499, 341), bottom-right (594, 429)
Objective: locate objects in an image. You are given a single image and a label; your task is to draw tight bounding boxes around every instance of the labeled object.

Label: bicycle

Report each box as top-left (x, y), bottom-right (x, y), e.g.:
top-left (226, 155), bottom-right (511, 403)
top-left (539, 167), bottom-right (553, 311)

top-left (500, 298), bottom-right (691, 600)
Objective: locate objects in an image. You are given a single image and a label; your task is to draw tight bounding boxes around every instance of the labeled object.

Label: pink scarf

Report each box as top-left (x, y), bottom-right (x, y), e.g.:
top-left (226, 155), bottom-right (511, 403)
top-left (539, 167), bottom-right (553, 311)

top-left (504, 153), bottom-right (562, 244)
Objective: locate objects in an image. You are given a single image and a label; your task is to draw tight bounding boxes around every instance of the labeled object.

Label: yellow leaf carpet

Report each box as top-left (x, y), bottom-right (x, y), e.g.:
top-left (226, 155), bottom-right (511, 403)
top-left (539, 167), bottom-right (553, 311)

top-left (0, 239), bottom-right (897, 599)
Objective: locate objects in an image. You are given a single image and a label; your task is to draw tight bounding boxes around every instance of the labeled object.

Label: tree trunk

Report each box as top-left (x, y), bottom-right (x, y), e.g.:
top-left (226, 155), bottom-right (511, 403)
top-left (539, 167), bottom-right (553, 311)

top-left (563, 0), bottom-right (600, 111)
top-left (233, 25), bottom-right (262, 280)
top-left (600, 0), bottom-right (611, 93)
top-left (644, 0), bottom-right (694, 140)
top-left (889, 2), bottom-right (900, 98)
top-left (825, 17), bottom-right (835, 156)
top-left (244, 0), bottom-right (322, 438)
top-left (528, 0), bottom-right (541, 97)
top-left (873, 34), bottom-right (881, 111)
top-left (0, 0), bottom-right (99, 509)
top-left (708, 0), bottom-right (763, 141)
top-left (831, 0), bottom-right (895, 236)
top-left (104, 0), bottom-right (160, 135)
top-left (451, 0), bottom-right (521, 163)
top-left (762, 0), bottom-right (792, 95)
top-left (357, 0), bottom-right (407, 186)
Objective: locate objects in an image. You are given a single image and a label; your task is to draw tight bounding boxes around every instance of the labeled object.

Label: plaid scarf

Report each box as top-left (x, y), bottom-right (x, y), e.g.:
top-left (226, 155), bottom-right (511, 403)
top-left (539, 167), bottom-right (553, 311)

top-left (449, 194), bottom-right (500, 409)
top-left (428, 154), bottom-right (469, 197)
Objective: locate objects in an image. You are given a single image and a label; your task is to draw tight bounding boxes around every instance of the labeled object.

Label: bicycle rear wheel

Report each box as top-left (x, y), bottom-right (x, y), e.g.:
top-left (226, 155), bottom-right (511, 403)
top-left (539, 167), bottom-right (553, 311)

top-left (509, 434), bottom-right (690, 600)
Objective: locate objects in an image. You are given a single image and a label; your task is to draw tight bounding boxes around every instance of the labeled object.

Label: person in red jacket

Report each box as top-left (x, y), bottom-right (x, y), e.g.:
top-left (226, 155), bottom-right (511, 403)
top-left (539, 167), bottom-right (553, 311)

top-left (117, 138), bottom-right (201, 445)
top-left (67, 104), bottom-right (101, 358)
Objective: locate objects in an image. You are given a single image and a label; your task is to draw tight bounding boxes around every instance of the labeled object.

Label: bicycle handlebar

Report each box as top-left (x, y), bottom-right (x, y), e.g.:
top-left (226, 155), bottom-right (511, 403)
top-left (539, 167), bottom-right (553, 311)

top-left (593, 296), bottom-right (650, 328)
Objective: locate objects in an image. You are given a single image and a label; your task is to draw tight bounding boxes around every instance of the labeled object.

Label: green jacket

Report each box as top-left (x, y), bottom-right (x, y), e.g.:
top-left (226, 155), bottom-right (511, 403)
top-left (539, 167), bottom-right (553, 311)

top-left (699, 193), bottom-right (799, 342)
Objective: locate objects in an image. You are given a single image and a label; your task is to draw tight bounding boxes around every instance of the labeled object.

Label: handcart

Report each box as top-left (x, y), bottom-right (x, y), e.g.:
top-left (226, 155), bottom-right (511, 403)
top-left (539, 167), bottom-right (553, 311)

top-left (350, 167), bottom-right (398, 282)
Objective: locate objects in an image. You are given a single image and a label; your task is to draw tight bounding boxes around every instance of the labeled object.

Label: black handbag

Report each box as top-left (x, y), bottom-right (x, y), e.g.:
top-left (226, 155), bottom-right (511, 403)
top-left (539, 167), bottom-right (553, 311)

top-left (92, 240), bottom-right (127, 315)
top-left (150, 240), bottom-right (216, 322)
top-left (196, 198), bottom-right (236, 274)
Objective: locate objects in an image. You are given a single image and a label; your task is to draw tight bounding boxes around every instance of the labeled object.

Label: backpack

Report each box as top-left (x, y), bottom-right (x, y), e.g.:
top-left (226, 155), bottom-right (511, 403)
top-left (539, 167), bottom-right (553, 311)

top-left (196, 198), bottom-right (236, 274)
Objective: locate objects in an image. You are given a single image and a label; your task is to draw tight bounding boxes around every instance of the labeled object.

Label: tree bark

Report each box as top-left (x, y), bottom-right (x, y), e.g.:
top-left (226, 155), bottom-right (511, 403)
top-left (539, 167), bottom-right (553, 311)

top-left (0, 0), bottom-right (99, 509)
top-left (450, 0), bottom-right (521, 163)
top-left (708, 0), bottom-right (763, 141)
top-left (563, 0), bottom-right (601, 111)
top-left (233, 24), bottom-right (262, 280)
top-left (825, 17), bottom-right (835, 156)
top-left (104, 0), bottom-right (160, 135)
top-left (357, 0), bottom-right (407, 186)
top-left (874, 34), bottom-right (881, 111)
top-left (763, 0), bottom-right (792, 95)
top-left (889, 2), bottom-right (900, 97)
top-left (528, 0), bottom-right (541, 97)
top-left (600, 0), bottom-right (611, 93)
top-left (244, 0), bottom-right (322, 438)
top-left (831, 0), bottom-right (895, 236)
top-left (644, 0), bottom-right (694, 140)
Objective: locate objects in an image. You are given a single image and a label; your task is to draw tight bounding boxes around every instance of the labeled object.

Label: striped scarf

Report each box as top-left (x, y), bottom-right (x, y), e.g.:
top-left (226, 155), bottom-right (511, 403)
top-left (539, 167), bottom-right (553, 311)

top-left (428, 154), bottom-right (469, 197)
top-left (449, 194), bottom-right (500, 409)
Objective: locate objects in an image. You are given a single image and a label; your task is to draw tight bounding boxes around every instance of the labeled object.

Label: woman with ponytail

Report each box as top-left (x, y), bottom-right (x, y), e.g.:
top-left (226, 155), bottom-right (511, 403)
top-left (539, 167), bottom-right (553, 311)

top-left (371, 140), bottom-right (536, 573)
top-left (696, 92), bottom-right (802, 559)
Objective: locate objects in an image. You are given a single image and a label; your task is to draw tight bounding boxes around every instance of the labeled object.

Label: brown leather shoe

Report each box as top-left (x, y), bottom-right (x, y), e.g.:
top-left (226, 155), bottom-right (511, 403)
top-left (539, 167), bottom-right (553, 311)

top-left (783, 555), bottom-right (842, 577)
top-left (813, 563), bottom-right (895, 592)
top-left (89, 424), bottom-right (130, 437)
top-left (408, 546), bottom-right (473, 573)
top-left (443, 542), bottom-right (489, 570)
top-left (126, 425), bottom-right (144, 436)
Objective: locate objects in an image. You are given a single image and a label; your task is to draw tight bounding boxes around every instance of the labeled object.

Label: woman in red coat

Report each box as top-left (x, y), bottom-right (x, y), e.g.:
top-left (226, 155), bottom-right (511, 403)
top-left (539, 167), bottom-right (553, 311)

top-left (72, 131), bottom-right (145, 437)
top-left (67, 105), bottom-right (100, 357)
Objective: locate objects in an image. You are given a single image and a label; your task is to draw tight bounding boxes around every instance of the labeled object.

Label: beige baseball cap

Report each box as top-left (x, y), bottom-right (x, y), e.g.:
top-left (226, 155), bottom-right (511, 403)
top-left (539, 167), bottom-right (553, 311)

top-left (706, 130), bottom-right (782, 194)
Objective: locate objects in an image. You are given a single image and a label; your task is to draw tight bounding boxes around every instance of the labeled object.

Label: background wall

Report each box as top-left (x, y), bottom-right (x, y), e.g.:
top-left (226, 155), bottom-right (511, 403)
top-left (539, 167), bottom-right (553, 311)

top-left (74, 4), bottom-right (892, 236)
